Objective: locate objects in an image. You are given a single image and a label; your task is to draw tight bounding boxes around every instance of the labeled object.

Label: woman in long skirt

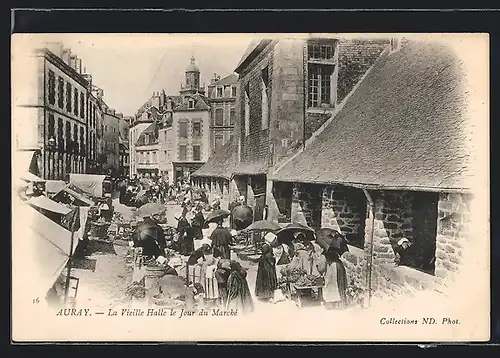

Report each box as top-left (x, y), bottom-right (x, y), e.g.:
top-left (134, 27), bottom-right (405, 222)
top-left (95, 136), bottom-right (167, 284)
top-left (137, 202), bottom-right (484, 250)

top-left (255, 243), bottom-right (278, 302)
top-left (317, 247), bottom-right (348, 309)
top-left (226, 261), bottom-right (254, 314)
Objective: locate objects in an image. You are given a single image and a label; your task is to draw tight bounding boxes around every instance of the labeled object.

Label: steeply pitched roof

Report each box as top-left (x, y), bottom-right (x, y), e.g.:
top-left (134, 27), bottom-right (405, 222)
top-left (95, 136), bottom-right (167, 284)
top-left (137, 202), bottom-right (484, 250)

top-left (272, 40), bottom-right (473, 192)
top-left (135, 122), bottom-right (158, 146)
top-left (174, 94), bottom-right (210, 111)
top-left (234, 39), bottom-right (273, 73)
top-left (213, 73), bottom-right (238, 86)
top-left (191, 138), bottom-right (237, 179)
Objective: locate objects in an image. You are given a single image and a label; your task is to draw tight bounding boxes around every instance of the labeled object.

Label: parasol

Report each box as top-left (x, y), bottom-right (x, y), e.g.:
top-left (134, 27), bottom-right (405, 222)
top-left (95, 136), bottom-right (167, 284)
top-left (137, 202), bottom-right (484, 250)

top-left (276, 222), bottom-right (315, 244)
top-left (231, 205), bottom-right (253, 230)
top-left (136, 202), bottom-right (166, 218)
top-left (315, 229), bottom-right (349, 255)
top-left (205, 209), bottom-right (231, 224)
top-left (244, 220), bottom-right (281, 232)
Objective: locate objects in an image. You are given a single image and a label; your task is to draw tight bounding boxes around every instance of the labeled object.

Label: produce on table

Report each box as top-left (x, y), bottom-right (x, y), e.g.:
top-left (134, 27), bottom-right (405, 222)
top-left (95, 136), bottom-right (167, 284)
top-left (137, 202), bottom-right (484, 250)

top-left (279, 267), bottom-right (308, 283)
top-left (295, 274), bottom-right (324, 288)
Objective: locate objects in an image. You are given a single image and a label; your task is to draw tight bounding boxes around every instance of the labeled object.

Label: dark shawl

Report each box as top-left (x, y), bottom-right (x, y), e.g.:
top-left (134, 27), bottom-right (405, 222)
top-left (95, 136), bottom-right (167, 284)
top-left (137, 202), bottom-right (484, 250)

top-left (187, 247), bottom-right (205, 265)
top-left (255, 244), bottom-right (278, 299)
top-left (276, 251), bottom-right (291, 265)
top-left (226, 262), bottom-right (254, 314)
top-left (190, 211), bottom-right (205, 240)
top-left (210, 226), bottom-right (232, 259)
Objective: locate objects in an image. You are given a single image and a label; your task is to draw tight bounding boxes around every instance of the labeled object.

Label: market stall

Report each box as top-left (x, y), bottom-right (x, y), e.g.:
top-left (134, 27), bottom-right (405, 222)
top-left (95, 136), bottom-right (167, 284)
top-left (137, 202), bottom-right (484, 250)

top-left (13, 200), bottom-right (79, 306)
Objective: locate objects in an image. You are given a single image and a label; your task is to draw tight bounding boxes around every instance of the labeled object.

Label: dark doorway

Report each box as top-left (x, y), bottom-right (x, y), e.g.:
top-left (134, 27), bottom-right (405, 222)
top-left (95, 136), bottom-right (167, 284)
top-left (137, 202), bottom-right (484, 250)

top-left (405, 192), bottom-right (439, 275)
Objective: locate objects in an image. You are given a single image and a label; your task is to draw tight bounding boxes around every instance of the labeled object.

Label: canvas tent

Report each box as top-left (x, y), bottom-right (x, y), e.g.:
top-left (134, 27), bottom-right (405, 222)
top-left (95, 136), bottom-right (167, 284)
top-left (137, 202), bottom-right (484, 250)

top-left (69, 174), bottom-right (106, 197)
top-left (51, 183), bottom-right (94, 206)
top-left (12, 200), bottom-right (77, 301)
top-left (28, 195), bottom-right (72, 215)
top-left (45, 180), bottom-right (67, 196)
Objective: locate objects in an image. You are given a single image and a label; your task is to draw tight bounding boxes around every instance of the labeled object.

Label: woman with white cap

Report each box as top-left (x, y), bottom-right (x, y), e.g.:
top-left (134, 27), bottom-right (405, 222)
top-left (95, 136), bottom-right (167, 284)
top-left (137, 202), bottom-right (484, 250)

top-left (196, 238), bottom-right (220, 306)
top-left (255, 232), bottom-right (279, 302)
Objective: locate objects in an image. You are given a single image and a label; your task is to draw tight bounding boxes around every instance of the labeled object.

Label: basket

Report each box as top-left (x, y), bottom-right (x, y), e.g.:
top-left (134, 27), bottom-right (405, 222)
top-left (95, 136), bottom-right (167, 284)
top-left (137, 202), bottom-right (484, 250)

top-left (90, 222), bottom-right (110, 238)
top-left (144, 265), bottom-right (167, 278)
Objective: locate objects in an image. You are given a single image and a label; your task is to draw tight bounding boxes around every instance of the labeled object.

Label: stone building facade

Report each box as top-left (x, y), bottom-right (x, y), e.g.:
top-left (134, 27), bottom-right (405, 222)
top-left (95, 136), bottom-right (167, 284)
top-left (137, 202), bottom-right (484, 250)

top-left (271, 39), bottom-right (477, 301)
top-left (206, 73), bottom-right (238, 154)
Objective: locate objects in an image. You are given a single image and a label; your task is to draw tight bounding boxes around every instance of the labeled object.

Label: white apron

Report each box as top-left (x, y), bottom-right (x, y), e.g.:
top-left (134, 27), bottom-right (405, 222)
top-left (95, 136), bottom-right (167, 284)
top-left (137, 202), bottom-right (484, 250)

top-left (322, 262), bottom-right (341, 303)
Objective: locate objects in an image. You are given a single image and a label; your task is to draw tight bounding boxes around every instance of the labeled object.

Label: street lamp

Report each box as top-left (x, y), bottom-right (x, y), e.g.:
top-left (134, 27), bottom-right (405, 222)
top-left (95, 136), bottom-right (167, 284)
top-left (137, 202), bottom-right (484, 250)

top-left (48, 136), bottom-right (56, 148)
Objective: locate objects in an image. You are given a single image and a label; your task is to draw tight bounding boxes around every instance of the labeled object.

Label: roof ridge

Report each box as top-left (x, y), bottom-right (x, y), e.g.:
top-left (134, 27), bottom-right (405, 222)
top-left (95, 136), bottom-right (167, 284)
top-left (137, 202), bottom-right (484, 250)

top-left (272, 45), bottom-right (390, 177)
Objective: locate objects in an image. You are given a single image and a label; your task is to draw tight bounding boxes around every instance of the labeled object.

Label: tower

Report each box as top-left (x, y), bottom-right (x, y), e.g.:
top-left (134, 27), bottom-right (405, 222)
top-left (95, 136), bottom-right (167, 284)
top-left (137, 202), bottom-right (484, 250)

top-left (180, 55), bottom-right (205, 97)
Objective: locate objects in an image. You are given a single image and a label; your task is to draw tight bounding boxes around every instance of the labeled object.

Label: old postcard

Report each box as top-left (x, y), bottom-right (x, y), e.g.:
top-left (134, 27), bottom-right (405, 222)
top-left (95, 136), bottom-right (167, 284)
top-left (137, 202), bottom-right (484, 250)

top-left (11, 33), bottom-right (490, 342)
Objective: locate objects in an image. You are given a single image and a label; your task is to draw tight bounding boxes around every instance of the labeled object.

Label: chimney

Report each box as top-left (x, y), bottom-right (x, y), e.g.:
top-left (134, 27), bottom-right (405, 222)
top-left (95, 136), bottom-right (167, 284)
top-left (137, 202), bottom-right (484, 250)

top-left (70, 55), bottom-right (78, 71)
top-left (77, 58), bottom-right (83, 73)
top-left (61, 48), bottom-right (71, 65)
top-left (390, 37), bottom-right (402, 53)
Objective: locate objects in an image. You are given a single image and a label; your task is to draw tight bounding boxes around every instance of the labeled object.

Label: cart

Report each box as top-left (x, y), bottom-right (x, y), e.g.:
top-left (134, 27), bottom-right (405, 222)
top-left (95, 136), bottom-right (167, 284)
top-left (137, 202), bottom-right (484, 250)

top-left (292, 284), bottom-right (324, 308)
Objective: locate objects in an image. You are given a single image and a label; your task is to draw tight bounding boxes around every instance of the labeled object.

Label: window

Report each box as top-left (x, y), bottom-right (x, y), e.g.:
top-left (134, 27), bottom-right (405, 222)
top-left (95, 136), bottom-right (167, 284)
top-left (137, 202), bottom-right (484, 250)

top-left (48, 114), bottom-right (55, 138)
top-left (188, 99), bottom-right (194, 109)
top-left (216, 86), bottom-right (223, 98)
top-left (215, 108), bottom-right (224, 126)
top-left (261, 66), bottom-right (269, 130)
top-left (193, 145), bottom-right (201, 161)
top-left (244, 84), bottom-right (250, 136)
top-left (80, 127), bottom-right (85, 155)
top-left (80, 93), bottom-right (85, 119)
top-left (307, 39), bottom-right (337, 109)
top-left (74, 89), bottom-right (79, 116)
top-left (145, 134), bottom-right (149, 145)
top-left (193, 122), bottom-right (201, 137)
top-left (66, 83), bottom-right (72, 113)
top-left (65, 121), bottom-right (71, 151)
top-left (179, 121), bottom-right (188, 138)
top-left (308, 63), bottom-right (334, 108)
top-left (179, 145), bottom-right (187, 161)
top-left (73, 124), bottom-right (78, 153)
top-left (152, 151), bottom-right (157, 163)
top-left (57, 118), bottom-right (64, 149)
top-left (307, 42), bottom-right (334, 60)
top-left (229, 107), bottom-right (236, 125)
top-left (231, 86), bottom-right (237, 97)
top-left (214, 134), bottom-right (224, 153)
top-left (48, 70), bottom-right (56, 105)
top-left (57, 76), bottom-right (65, 109)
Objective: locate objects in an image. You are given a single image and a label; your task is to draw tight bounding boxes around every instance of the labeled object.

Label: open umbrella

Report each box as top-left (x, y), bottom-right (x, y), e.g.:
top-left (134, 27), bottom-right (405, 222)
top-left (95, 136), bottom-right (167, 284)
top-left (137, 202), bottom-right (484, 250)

top-left (231, 205), bottom-right (253, 230)
top-left (315, 229), bottom-right (349, 255)
top-left (244, 220), bottom-right (281, 232)
top-left (136, 202), bottom-right (166, 218)
top-left (276, 222), bottom-right (315, 244)
top-left (205, 209), bottom-right (231, 224)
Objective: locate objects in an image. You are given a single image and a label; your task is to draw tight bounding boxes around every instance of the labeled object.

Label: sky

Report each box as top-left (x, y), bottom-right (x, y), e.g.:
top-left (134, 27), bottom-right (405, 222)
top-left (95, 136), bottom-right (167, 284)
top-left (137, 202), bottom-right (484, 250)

top-left (16, 34), bottom-right (254, 116)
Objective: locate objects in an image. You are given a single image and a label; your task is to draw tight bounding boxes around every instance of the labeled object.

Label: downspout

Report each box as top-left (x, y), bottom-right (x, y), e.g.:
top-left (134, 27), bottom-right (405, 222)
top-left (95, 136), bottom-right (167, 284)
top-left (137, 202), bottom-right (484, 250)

top-left (362, 188), bottom-right (375, 307)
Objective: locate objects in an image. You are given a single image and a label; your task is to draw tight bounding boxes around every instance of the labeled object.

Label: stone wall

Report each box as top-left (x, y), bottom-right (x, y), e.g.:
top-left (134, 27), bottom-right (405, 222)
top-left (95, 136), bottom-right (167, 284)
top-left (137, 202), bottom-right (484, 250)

top-left (434, 192), bottom-right (472, 284)
top-left (237, 42), bottom-right (276, 164)
top-left (290, 182), bottom-right (323, 230)
top-left (320, 185), bottom-right (368, 288)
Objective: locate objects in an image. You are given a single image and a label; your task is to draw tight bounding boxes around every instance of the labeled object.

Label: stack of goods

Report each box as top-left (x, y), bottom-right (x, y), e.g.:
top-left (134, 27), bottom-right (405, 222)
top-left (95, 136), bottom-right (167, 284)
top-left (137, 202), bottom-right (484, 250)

top-left (125, 282), bottom-right (146, 300)
top-left (151, 275), bottom-right (195, 309)
top-left (279, 267), bottom-right (308, 285)
top-left (90, 219), bottom-right (110, 239)
top-left (295, 274), bottom-right (324, 288)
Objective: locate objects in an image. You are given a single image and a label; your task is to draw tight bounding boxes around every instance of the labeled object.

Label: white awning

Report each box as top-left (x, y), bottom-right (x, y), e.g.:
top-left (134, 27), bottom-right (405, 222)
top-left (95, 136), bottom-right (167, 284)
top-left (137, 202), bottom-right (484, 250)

top-left (12, 200), bottom-right (77, 299)
top-left (20, 172), bottom-right (45, 183)
top-left (69, 174), bottom-right (106, 197)
top-left (28, 195), bottom-right (72, 215)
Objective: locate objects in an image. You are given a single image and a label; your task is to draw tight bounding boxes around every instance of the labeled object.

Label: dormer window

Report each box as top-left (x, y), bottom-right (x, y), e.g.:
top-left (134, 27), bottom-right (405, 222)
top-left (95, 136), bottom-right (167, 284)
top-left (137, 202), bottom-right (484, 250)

top-left (188, 99), bottom-right (195, 109)
top-left (216, 86), bottom-right (223, 98)
top-left (231, 86), bottom-right (237, 97)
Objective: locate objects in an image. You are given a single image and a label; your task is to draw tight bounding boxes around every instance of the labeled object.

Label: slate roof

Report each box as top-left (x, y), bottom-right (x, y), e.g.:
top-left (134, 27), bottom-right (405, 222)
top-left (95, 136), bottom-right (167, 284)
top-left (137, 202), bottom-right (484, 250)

top-left (233, 161), bottom-right (268, 176)
top-left (213, 73), bottom-right (238, 86)
top-left (272, 40), bottom-right (473, 192)
top-left (191, 137), bottom-right (237, 179)
top-left (135, 122), bottom-right (158, 146)
top-left (174, 94), bottom-right (210, 111)
top-left (234, 39), bottom-right (273, 73)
